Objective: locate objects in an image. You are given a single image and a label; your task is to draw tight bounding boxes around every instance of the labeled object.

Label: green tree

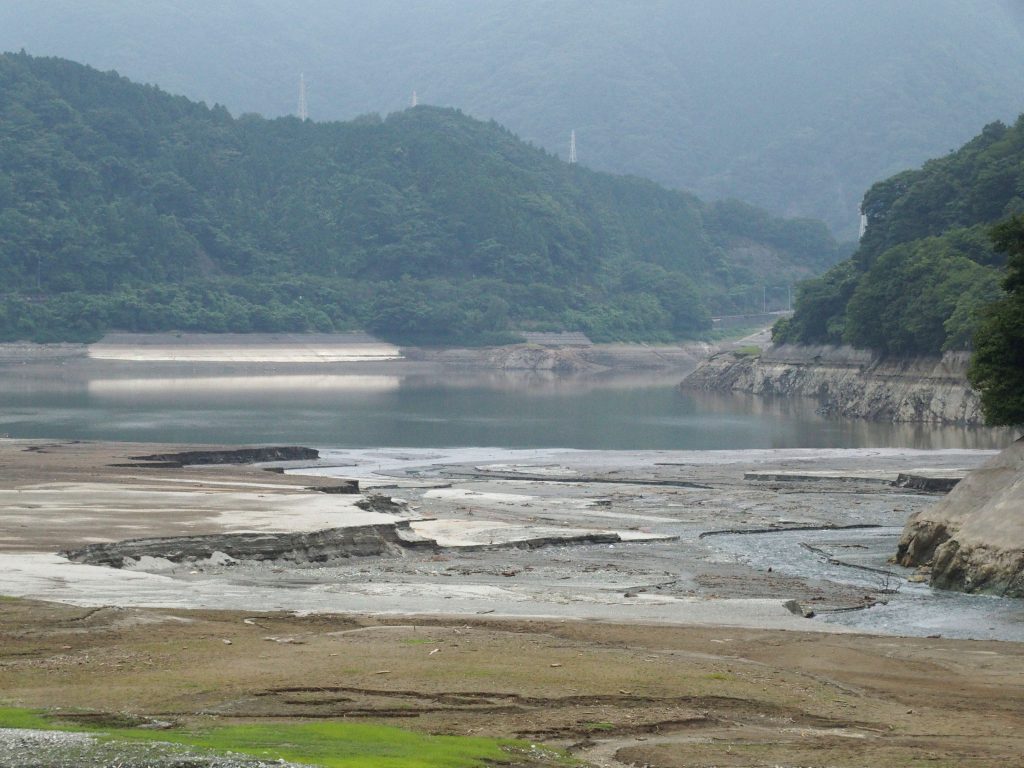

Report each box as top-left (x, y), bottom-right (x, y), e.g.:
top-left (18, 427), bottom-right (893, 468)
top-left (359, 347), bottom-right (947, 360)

top-left (968, 215), bottom-right (1024, 426)
top-left (844, 234), bottom-right (1000, 356)
top-left (781, 114), bottom-right (1024, 355)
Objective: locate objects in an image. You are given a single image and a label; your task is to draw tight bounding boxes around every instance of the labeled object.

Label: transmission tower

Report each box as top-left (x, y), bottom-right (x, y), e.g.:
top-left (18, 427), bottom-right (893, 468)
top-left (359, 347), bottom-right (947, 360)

top-left (569, 130), bottom-right (577, 164)
top-left (297, 73), bottom-right (308, 121)
top-left (411, 90), bottom-right (418, 107)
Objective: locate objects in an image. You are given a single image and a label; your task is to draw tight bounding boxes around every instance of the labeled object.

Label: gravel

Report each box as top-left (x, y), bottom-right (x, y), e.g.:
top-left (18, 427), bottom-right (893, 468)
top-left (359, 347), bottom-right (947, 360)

top-left (0, 728), bottom-right (310, 768)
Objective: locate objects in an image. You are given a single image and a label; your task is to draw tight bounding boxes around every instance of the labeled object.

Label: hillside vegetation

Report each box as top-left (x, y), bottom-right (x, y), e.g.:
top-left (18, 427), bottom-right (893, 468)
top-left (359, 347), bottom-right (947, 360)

top-left (3, 1), bottom-right (1023, 238)
top-left (0, 52), bottom-right (840, 344)
top-left (968, 215), bottom-right (1024, 426)
top-left (775, 117), bottom-right (1024, 357)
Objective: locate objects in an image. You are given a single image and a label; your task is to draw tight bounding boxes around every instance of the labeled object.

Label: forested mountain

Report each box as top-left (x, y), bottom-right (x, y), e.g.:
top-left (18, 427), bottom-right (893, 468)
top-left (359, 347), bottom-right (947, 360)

top-left (0, 52), bottom-right (840, 344)
top-left (2, 1), bottom-right (1023, 239)
top-left (775, 118), bottom-right (1024, 356)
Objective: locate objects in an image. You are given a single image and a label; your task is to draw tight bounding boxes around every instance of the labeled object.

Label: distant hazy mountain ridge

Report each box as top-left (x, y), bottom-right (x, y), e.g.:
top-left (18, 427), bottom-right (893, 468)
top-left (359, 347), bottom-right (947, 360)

top-left (2, 0), bottom-right (1022, 239)
top-left (0, 52), bottom-right (840, 344)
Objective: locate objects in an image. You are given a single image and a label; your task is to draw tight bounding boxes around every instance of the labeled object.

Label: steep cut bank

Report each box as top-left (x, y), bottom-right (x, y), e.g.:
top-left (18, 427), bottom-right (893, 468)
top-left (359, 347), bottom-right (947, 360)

top-left (897, 437), bottom-right (1024, 597)
top-left (681, 344), bottom-right (981, 426)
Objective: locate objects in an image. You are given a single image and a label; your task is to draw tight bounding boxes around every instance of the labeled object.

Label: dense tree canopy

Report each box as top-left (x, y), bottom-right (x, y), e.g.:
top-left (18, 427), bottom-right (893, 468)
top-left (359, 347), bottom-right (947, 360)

top-left (4, 1), bottom-right (1024, 238)
top-left (968, 216), bottom-right (1024, 426)
top-left (774, 118), bottom-right (1024, 356)
top-left (0, 52), bottom-right (841, 344)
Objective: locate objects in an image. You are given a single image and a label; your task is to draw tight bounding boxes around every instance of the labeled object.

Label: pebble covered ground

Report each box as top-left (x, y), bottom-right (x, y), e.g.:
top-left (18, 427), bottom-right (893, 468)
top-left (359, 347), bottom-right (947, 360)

top-left (0, 728), bottom-right (307, 768)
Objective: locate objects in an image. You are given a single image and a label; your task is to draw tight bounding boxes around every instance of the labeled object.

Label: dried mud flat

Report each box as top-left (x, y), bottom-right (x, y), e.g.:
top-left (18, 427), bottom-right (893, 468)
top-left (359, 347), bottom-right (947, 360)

top-left (2, 599), bottom-right (1023, 767)
top-left (1, 438), bottom-right (1023, 766)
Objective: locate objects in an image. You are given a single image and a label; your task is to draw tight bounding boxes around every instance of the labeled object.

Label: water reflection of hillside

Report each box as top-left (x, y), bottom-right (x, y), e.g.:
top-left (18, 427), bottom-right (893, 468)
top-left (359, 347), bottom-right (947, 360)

top-left (0, 363), bottom-right (1013, 450)
top-left (684, 390), bottom-right (1015, 450)
top-left (398, 369), bottom-right (691, 393)
top-left (88, 375), bottom-right (402, 400)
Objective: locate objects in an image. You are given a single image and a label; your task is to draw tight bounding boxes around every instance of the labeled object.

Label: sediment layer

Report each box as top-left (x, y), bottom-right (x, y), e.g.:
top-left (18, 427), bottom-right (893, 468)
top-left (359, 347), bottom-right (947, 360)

top-left (681, 344), bottom-right (981, 425)
top-left (129, 447), bottom-right (320, 467)
top-left (64, 523), bottom-right (437, 568)
top-left (62, 524), bottom-right (649, 568)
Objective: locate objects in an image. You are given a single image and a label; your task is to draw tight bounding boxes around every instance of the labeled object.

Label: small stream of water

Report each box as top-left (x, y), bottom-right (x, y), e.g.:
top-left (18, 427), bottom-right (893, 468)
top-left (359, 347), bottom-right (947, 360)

top-left (707, 527), bottom-right (1024, 641)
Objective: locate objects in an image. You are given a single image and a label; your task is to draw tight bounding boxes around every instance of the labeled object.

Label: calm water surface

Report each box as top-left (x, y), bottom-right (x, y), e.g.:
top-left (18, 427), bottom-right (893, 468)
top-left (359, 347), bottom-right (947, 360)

top-left (0, 362), bottom-right (1013, 449)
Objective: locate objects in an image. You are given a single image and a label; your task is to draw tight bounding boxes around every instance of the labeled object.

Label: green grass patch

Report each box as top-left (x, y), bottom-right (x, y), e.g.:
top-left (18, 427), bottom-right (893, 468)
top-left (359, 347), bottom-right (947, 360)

top-left (128, 721), bottom-right (520, 768)
top-left (704, 672), bottom-right (737, 681)
top-left (581, 721), bottom-right (615, 732)
top-left (0, 707), bottom-right (59, 730)
top-left (0, 706), bottom-right (544, 768)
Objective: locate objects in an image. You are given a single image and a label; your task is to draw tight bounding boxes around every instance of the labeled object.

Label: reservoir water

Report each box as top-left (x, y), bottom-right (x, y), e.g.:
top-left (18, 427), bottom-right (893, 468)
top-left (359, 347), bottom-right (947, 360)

top-left (0, 364), bottom-right (1013, 450)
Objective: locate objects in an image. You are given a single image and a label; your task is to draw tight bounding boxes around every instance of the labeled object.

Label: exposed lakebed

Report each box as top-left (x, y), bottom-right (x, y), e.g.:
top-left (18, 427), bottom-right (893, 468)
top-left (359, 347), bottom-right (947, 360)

top-left (3, 440), bottom-right (1022, 641)
top-left (0, 344), bottom-right (1019, 642)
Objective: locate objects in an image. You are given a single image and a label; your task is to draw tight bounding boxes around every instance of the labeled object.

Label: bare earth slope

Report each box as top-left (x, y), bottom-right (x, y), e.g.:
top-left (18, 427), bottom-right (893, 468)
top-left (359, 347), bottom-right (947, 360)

top-left (898, 437), bottom-right (1024, 596)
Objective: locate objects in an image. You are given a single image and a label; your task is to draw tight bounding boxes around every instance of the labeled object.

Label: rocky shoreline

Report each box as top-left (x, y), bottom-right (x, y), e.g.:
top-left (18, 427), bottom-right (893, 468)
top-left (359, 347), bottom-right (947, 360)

top-left (681, 343), bottom-right (983, 426)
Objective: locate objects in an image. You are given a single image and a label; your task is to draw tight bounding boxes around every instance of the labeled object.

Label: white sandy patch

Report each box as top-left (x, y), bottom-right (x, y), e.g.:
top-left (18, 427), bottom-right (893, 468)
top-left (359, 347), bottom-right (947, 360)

top-left (210, 493), bottom-right (398, 531)
top-left (410, 519), bottom-right (671, 547)
top-left (475, 463), bottom-right (580, 477)
top-left (0, 553), bottom-right (840, 632)
top-left (551, 507), bottom-right (675, 524)
top-left (88, 343), bottom-right (402, 363)
top-left (422, 488), bottom-right (537, 504)
top-left (88, 374), bottom-right (401, 395)
top-left (616, 530), bottom-right (674, 541)
top-left (105, 477), bottom-right (314, 491)
top-left (296, 448), bottom-right (997, 486)
top-left (0, 484), bottom-right (401, 539)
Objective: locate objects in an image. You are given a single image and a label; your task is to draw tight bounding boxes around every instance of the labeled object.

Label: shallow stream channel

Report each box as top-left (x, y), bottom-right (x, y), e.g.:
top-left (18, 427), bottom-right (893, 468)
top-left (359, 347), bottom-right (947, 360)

top-left (705, 525), bottom-right (1024, 639)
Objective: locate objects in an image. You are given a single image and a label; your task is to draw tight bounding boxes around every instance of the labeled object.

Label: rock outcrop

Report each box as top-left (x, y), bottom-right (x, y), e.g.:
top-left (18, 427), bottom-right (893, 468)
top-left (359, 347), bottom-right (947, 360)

top-left (897, 437), bottom-right (1024, 596)
top-left (682, 344), bottom-right (981, 425)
